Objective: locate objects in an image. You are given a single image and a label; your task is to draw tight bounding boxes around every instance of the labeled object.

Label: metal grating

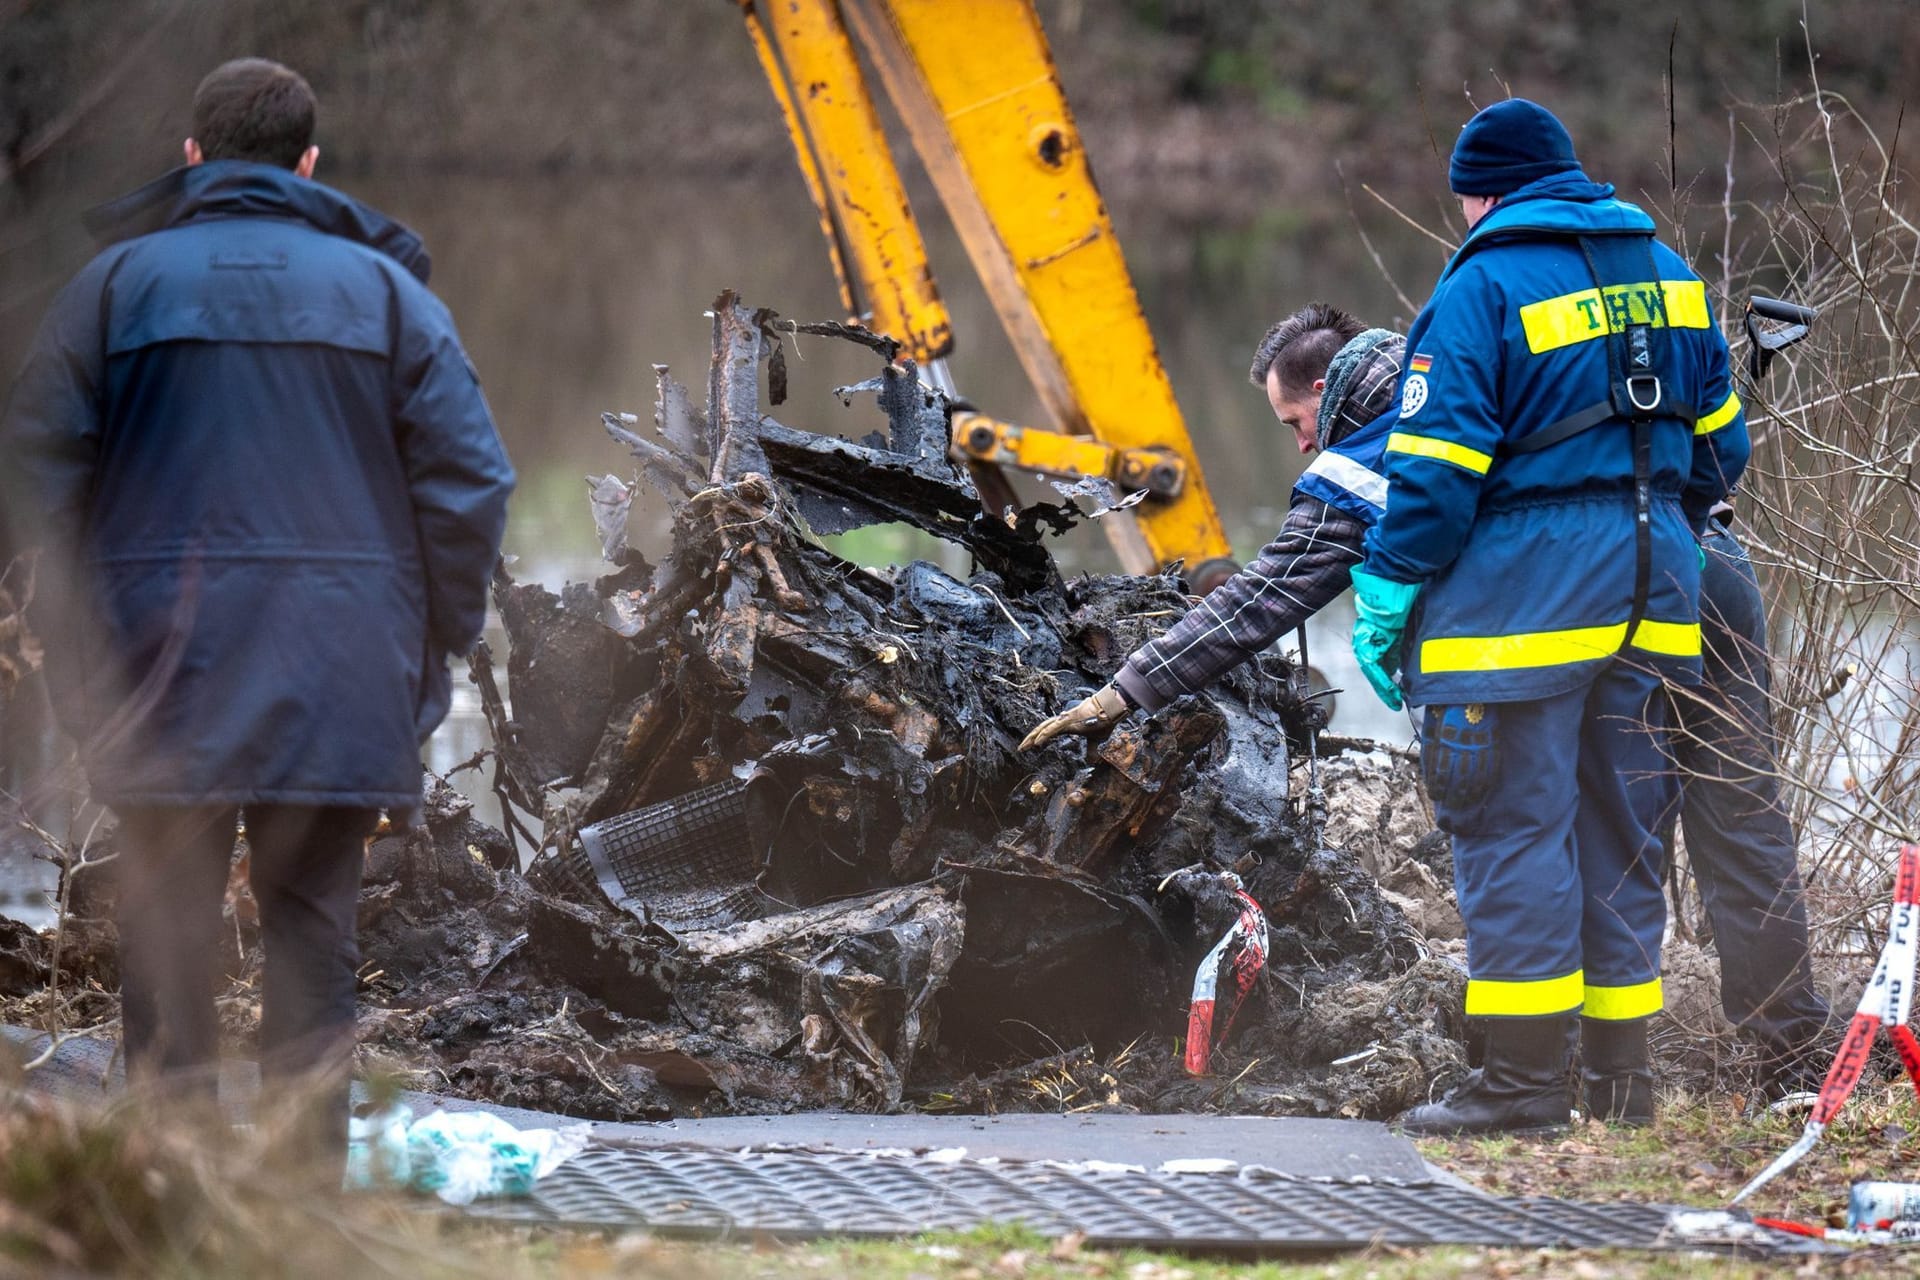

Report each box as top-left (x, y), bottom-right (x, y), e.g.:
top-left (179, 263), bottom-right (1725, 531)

top-left (523, 839), bottom-right (603, 904)
top-left (574, 779), bottom-right (778, 930)
top-left (464, 1145), bottom-right (1810, 1255)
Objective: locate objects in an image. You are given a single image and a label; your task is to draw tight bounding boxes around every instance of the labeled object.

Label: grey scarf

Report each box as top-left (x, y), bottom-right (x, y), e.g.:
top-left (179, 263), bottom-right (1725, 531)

top-left (1316, 328), bottom-right (1399, 451)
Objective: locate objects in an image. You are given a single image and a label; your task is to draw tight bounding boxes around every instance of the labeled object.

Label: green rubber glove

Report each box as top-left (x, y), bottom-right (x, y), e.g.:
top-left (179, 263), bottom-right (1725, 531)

top-left (1350, 566), bottom-right (1422, 711)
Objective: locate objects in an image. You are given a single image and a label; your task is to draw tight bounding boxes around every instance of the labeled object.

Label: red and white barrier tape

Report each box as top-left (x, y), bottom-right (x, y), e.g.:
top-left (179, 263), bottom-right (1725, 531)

top-left (1183, 874), bottom-right (1269, 1077)
top-left (1733, 842), bottom-right (1920, 1205)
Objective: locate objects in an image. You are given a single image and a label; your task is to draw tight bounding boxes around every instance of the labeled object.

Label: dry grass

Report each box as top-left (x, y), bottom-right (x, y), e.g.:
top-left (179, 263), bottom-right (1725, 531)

top-left (1421, 1081), bottom-right (1920, 1223)
top-left (0, 1083), bottom-right (557, 1279)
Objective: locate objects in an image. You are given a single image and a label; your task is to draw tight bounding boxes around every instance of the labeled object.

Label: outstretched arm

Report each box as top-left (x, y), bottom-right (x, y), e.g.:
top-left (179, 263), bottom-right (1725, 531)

top-left (1020, 496), bottom-right (1369, 751)
top-left (1116, 496), bottom-right (1369, 712)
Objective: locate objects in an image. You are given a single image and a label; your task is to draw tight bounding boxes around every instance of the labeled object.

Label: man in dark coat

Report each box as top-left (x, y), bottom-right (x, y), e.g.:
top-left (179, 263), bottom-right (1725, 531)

top-left (1, 59), bottom-right (514, 1153)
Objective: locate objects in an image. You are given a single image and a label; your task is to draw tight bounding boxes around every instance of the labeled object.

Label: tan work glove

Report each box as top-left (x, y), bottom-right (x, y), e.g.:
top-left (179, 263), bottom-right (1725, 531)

top-left (1019, 683), bottom-right (1131, 751)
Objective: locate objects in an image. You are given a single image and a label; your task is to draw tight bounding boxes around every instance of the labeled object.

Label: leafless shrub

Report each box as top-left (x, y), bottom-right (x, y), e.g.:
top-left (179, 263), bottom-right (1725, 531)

top-left (1664, 80), bottom-right (1920, 983)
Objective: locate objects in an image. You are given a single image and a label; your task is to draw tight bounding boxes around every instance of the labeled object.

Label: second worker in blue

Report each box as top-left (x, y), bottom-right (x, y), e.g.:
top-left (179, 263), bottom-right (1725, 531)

top-left (1352, 99), bottom-right (1751, 1134)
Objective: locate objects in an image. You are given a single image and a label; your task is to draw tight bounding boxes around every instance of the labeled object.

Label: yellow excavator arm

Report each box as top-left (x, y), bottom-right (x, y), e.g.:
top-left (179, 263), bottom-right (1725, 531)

top-left (740, 0), bottom-right (1236, 585)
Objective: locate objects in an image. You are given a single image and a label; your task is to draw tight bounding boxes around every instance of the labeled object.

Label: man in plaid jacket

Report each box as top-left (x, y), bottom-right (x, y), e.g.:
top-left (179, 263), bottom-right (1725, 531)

top-left (1021, 302), bottom-right (1401, 745)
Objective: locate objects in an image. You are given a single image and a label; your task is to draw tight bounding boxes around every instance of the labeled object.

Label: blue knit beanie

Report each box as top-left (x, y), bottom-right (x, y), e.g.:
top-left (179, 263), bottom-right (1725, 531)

top-left (1448, 99), bottom-right (1579, 195)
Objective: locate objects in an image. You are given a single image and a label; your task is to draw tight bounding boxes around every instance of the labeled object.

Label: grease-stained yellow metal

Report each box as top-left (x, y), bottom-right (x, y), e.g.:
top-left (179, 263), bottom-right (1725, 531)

top-left (862, 0), bottom-right (1232, 572)
top-left (741, 0), bottom-right (1232, 575)
top-left (740, 0), bottom-right (952, 362)
top-left (739, 4), bottom-right (851, 312)
top-left (956, 413), bottom-right (1188, 497)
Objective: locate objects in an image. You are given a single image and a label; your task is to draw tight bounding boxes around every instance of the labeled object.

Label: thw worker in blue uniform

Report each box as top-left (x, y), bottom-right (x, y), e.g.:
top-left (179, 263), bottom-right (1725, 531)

top-left (1351, 100), bottom-right (1750, 1134)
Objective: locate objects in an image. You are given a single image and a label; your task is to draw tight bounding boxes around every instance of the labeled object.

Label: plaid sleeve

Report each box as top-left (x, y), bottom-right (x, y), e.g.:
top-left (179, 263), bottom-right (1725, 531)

top-left (1115, 497), bottom-right (1369, 712)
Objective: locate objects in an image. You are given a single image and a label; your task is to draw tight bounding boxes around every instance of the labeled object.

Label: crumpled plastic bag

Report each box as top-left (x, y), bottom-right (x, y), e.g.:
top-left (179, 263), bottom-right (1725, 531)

top-left (345, 1105), bottom-right (590, 1205)
top-left (345, 1102), bottom-right (414, 1191)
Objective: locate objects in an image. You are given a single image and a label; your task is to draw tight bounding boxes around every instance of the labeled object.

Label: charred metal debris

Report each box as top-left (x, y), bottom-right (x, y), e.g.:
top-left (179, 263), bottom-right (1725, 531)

top-left (6, 294), bottom-right (1468, 1123)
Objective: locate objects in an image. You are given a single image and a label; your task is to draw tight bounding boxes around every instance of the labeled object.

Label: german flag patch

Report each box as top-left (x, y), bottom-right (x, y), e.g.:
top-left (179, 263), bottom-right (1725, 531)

top-left (1409, 353), bottom-right (1434, 374)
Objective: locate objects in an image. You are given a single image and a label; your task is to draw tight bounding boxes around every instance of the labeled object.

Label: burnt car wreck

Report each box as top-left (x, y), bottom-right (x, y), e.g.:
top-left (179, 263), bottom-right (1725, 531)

top-left (4, 294), bottom-right (1468, 1123)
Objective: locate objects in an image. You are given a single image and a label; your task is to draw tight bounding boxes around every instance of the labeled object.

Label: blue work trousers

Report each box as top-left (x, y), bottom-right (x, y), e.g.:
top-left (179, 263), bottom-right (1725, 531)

top-left (1664, 523), bottom-right (1830, 1058)
top-left (1423, 660), bottom-right (1676, 1019)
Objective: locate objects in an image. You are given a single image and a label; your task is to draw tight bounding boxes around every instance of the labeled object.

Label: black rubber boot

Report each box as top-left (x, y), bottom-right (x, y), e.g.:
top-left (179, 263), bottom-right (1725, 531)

top-left (1396, 1014), bottom-right (1574, 1136)
top-left (1581, 1016), bottom-right (1655, 1126)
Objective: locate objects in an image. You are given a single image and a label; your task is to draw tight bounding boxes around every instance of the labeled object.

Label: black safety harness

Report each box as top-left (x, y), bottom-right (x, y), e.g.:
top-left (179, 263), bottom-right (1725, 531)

top-left (1500, 233), bottom-right (1695, 646)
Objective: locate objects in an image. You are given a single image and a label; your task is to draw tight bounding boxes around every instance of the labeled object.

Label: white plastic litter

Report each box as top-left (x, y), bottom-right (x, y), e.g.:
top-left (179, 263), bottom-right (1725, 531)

top-left (345, 1106), bottom-right (590, 1204)
top-left (1044, 1159), bottom-right (1148, 1175)
top-left (344, 1103), bottom-right (414, 1191)
top-left (1661, 1209), bottom-right (1780, 1246)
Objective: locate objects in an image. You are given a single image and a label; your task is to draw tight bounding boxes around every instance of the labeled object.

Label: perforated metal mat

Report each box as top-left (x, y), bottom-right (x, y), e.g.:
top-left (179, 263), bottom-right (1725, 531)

top-left (0, 1028), bottom-right (1816, 1257)
top-left (466, 1145), bottom-right (1803, 1255)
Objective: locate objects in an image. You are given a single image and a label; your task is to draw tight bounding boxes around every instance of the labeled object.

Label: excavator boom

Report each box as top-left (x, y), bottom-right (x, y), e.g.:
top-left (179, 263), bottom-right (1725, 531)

top-left (741, 0), bottom-right (1235, 583)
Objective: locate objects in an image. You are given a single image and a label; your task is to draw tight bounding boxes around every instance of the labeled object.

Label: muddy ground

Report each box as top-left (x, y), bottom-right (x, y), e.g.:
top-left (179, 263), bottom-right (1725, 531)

top-left (1, 750), bottom-right (1465, 1123)
top-left (0, 295), bottom-right (1785, 1126)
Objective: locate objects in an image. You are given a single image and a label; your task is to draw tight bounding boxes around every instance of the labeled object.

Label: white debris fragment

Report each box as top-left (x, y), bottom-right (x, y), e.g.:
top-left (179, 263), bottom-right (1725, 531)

top-left (1661, 1210), bottom-right (1780, 1246)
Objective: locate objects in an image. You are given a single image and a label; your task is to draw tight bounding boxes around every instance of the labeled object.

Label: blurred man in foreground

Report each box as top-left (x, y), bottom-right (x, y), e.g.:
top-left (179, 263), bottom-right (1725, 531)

top-left (2, 58), bottom-right (514, 1162)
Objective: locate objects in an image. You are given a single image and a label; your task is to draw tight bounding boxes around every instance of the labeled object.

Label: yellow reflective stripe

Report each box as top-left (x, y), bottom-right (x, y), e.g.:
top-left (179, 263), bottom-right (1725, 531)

top-left (1583, 978), bottom-right (1664, 1021)
top-left (1520, 279), bottom-right (1711, 354)
top-left (1423, 624), bottom-right (1627, 673)
top-left (1385, 432), bottom-right (1494, 476)
top-left (1465, 970), bottom-right (1585, 1017)
top-left (1627, 618), bottom-right (1701, 657)
top-left (1661, 280), bottom-right (1712, 329)
top-left (1695, 390), bottom-right (1742, 436)
top-left (1422, 618), bottom-right (1702, 673)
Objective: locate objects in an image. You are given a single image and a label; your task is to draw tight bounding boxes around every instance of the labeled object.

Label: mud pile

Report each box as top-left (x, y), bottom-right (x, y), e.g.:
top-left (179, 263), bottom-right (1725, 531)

top-left (2, 295), bottom-right (1468, 1121)
top-left (353, 294), bottom-right (1459, 1119)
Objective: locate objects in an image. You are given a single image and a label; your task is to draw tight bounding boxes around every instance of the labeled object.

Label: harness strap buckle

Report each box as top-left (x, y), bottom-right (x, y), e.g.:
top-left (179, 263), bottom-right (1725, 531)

top-left (1626, 374), bottom-right (1664, 413)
